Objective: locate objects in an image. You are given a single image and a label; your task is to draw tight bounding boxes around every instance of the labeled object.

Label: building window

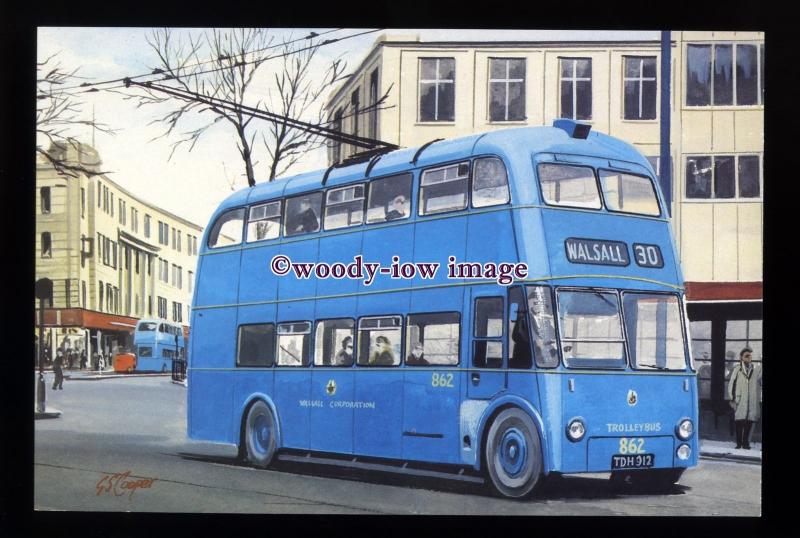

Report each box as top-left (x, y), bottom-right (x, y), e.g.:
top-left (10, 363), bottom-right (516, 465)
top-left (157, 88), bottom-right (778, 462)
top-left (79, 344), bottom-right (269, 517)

top-left (81, 280), bottom-right (86, 308)
top-left (686, 43), bottom-right (764, 106)
top-left (172, 301), bottom-right (183, 323)
top-left (685, 155), bottom-right (761, 199)
top-left (177, 266), bottom-right (182, 290)
top-left (350, 88), bottom-right (360, 139)
top-left (172, 228), bottom-right (176, 249)
top-left (40, 187), bottom-right (51, 214)
top-left (131, 208), bottom-right (138, 233)
top-left (99, 281), bottom-right (104, 312)
top-left (368, 68), bottom-right (379, 138)
top-left (148, 295), bottom-right (153, 316)
top-left (135, 251), bottom-right (140, 274)
top-left (489, 58), bottom-right (526, 122)
top-left (144, 214), bottom-right (151, 238)
top-left (41, 232), bottom-right (52, 258)
top-left (157, 296), bottom-right (167, 319)
top-left (110, 192), bottom-right (114, 217)
top-left (560, 58), bottom-right (592, 120)
top-left (192, 236), bottom-right (198, 255)
top-left (623, 56), bottom-right (657, 120)
top-left (177, 230), bottom-right (181, 252)
top-left (188, 271), bottom-right (193, 293)
top-left (97, 181), bottom-right (102, 208)
top-left (419, 58), bottom-right (455, 122)
top-left (119, 199), bottom-right (126, 225)
top-left (81, 188), bottom-right (86, 219)
top-left (724, 320), bottom-right (762, 401)
top-left (332, 108), bottom-right (343, 163)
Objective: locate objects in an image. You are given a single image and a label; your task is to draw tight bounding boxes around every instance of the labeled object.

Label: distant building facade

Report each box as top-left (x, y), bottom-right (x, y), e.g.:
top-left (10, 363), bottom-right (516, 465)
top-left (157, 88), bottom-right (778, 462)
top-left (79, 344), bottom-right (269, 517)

top-left (324, 32), bottom-right (764, 414)
top-left (35, 142), bottom-right (203, 364)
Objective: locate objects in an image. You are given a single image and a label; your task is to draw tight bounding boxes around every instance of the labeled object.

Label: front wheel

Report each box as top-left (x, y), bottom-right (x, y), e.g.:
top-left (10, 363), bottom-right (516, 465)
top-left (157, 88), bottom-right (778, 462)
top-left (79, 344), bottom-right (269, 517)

top-left (485, 408), bottom-right (543, 498)
top-left (243, 400), bottom-right (276, 469)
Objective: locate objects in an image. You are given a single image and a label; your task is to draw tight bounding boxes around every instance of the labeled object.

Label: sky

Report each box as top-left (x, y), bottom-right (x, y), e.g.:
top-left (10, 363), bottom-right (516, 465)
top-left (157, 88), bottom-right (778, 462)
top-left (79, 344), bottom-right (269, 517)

top-left (37, 28), bottom-right (660, 227)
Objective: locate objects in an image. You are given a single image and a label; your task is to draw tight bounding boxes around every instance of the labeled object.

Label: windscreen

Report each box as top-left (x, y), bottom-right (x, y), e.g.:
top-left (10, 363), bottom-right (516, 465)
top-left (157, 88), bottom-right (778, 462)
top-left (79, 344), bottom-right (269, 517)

top-left (622, 293), bottom-right (687, 370)
top-left (557, 290), bottom-right (626, 368)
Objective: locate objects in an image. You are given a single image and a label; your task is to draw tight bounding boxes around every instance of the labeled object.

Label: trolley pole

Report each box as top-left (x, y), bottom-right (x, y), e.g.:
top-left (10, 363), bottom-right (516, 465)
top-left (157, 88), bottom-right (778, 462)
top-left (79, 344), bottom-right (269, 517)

top-left (35, 278), bottom-right (53, 413)
top-left (660, 30), bottom-right (672, 217)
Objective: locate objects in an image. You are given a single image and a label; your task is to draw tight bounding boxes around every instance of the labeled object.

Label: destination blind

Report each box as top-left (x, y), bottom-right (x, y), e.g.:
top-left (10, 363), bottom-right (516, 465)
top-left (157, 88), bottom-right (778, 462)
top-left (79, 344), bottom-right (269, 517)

top-left (564, 238), bottom-right (630, 266)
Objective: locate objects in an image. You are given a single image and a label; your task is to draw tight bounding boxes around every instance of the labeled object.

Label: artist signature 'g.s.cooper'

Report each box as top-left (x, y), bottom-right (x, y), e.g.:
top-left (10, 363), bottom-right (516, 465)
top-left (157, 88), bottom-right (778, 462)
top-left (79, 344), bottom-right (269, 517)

top-left (95, 470), bottom-right (156, 500)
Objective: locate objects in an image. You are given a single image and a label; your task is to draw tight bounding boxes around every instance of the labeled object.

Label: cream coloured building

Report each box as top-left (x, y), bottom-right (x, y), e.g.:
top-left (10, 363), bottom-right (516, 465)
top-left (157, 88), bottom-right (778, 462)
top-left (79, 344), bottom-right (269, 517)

top-left (35, 142), bottom-right (203, 364)
top-left (324, 32), bottom-right (764, 415)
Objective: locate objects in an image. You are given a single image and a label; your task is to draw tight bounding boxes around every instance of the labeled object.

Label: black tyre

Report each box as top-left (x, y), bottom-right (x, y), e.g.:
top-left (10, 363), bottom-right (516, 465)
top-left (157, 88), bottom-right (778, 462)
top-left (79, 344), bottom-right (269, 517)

top-left (243, 400), bottom-right (277, 469)
top-left (485, 408), bottom-right (543, 498)
top-left (610, 468), bottom-right (684, 491)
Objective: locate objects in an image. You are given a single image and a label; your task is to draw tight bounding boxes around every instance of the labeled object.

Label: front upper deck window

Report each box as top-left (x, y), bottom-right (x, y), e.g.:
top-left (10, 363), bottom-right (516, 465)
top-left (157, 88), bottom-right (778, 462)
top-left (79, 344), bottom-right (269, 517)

top-left (472, 157), bottom-right (510, 208)
top-left (325, 184), bottom-right (365, 230)
top-left (557, 290), bottom-right (626, 369)
top-left (598, 169), bottom-right (661, 217)
top-left (537, 163), bottom-right (602, 209)
top-left (247, 201), bottom-right (281, 242)
top-left (284, 193), bottom-right (322, 237)
top-left (367, 173), bottom-right (412, 223)
top-left (138, 322), bottom-right (157, 332)
top-left (419, 161), bottom-right (469, 215)
top-left (622, 293), bottom-right (687, 371)
top-left (207, 208), bottom-right (245, 248)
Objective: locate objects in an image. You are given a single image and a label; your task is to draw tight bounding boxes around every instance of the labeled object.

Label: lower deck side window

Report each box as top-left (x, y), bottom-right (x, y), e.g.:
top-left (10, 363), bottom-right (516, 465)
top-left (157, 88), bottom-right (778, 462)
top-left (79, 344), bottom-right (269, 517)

top-left (358, 316), bottom-right (402, 366)
top-left (405, 312), bottom-right (460, 366)
top-left (277, 322), bottom-right (311, 366)
top-left (237, 323), bottom-right (275, 367)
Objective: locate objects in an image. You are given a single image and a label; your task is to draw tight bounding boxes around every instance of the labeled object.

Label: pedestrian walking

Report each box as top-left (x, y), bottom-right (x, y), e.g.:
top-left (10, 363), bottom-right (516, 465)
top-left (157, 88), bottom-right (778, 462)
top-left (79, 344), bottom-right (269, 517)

top-left (80, 350), bottom-right (87, 370)
top-left (727, 347), bottom-right (762, 449)
top-left (52, 351), bottom-right (64, 390)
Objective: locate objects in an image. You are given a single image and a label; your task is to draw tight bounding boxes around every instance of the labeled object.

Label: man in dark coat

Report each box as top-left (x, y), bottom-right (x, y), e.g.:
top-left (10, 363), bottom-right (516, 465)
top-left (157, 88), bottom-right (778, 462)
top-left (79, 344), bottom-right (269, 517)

top-left (52, 350), bottom-right (64, 390)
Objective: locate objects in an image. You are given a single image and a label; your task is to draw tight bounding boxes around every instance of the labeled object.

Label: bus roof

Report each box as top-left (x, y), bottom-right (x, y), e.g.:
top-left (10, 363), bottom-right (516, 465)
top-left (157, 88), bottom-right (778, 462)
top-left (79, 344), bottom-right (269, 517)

top-left (211, 124), bottom-right (654, 216)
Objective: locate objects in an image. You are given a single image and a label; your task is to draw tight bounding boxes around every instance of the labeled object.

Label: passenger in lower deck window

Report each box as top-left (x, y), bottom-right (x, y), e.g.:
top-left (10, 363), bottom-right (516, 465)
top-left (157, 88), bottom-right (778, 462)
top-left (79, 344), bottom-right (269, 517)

top-left (369, 336), bottom-right (396, 365)
top-left (334, 336), bottom-right (353, 366)
top-left (405, 342), bottom-right (428, 366)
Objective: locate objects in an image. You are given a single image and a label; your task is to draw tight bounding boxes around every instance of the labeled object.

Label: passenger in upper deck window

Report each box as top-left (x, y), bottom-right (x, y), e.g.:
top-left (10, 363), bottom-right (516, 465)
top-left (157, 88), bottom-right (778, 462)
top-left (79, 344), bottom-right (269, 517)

top-left (288, 198), bottom-right (319, 234)
top-left (385, 195), bottom-right (407, 221)
top-left (406, 342), bottom-right (428, 366)
top-left (369, 336), bottom-right (396, 365)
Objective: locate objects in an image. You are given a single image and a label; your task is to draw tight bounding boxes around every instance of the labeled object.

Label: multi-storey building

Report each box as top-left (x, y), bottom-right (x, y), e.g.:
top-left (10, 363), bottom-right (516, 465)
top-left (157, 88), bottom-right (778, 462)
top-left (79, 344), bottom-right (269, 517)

top-left (35, 142), bottom-right (203, 364)
top-left (324, 32), bottom-right (764, 427)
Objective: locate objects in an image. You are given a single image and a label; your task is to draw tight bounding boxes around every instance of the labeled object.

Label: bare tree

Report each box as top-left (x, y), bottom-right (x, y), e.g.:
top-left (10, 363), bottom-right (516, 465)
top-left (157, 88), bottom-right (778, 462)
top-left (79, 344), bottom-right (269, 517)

top-left (132, 28), bottom-right (394, 187)
top-left (36, 52), bottom-right (116, 177)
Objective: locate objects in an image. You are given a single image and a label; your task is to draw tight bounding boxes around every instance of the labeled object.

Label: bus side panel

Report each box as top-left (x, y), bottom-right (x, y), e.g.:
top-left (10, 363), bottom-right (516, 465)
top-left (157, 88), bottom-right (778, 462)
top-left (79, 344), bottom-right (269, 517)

top-left (513, 208), bottom-right (550, 279)
top-left (194, 250), bottom-right (241, 307)
top-left (352, 291), bottom-right (408, 460)
top-left (412, 216), bottom-right (466, 288)
top-left (361, 222), bottom-right (414, 292)
top-left (191, 308), bottom-right (238, 369)
top-left (465, 209), bottom-right (518, 270)
top-left (403, 287), bottom-right (464, 464)
top-left (277, 240), bottom-right (319, 301)
top-left (188, 369), bottom-right (235, 443)
top-left (238, 244), bottom-right (280, 304)
top-left (538, 372), bottom-right (564, 473)
top-left (316, 231), bottom-right (363, 297)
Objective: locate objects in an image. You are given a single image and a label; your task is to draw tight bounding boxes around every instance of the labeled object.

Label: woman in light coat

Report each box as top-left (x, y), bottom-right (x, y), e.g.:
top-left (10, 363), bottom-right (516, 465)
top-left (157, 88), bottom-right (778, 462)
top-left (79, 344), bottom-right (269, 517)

top-left (727, 347), bottom-right (762, 449)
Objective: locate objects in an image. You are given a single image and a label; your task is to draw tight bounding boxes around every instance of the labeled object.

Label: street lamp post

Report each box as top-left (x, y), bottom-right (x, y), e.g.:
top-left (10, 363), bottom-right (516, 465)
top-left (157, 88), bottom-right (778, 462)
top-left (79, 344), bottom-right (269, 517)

top-left (35, 278), bottom-right (53, 413)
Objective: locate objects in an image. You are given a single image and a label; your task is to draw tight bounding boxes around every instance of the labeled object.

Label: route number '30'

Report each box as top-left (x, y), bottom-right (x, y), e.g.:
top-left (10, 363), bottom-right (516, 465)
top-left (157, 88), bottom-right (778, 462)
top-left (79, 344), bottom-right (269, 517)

top-left (431, 373), bottom-right (454, 388)
top-left (619, 437), bottom-right (645, 454)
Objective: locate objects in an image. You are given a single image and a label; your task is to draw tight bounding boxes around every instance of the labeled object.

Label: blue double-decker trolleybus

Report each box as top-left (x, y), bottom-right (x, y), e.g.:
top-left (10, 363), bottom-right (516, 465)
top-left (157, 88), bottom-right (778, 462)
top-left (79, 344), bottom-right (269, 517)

top-left (134, 318), bottom-right (186, 373)
top-left (187, 120), bottom-right (698, 498)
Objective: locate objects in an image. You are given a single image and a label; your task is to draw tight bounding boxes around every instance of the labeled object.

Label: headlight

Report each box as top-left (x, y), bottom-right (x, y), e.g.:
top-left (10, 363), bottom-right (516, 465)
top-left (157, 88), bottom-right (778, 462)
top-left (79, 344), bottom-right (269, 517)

top-left (676, 443), bottom-right (691, 460)
top-left (566, 417), bottom-right (586, 442)
top-left (676, 419), bottom-right (694, 440)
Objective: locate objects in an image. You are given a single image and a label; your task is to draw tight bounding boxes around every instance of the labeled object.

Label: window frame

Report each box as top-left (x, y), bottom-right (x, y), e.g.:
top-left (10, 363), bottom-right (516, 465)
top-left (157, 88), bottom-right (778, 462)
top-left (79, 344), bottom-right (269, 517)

top-left (554, 286), bottom-right (628, 370)
top-left (275, 321), bottom-right (312, 367)
top-left (313, 317), bottom-right (356, 367)
top-left (622, 56), bottom-right (658, 121)
top-left (418, 57), bottom-right (456, 123)
top-left (470, 155), bottom-right (512, 209)
top-left (283, 191), bottom-right (324, 238)
top-left (365, 172), bottom-right (413, 225)
top-left (620, 290), bottom-right (690, 372)
top-left (535, 162), bottom-right (604, 211)
top-left (684, 153), bottom-right (763, 201)
top-left (324, 183), bottom-right (367, 231)
top-left (404, 311), bottom-right (461, 367)
top-left (684, 42), bottom-right (764, 108)
top-left (559, 57), bottom-right (593, 121)
top-left (418, 160), bottom-right (471, 216)
top-left (597, 168), bottom-right (662, 217)
top-left (236, 323), bottom-right (276, 368)
top-left (40, 187), bottom-right (51, 214)
top-left (356, 315), bottom-right (403, 367)
top-left (472, 296), bottom-right (505, 369)
top-left (488, 57), bottom-right (527, 123)
top-left (206, 207), bottom-right (246, 249)
top-left (246, 199), bottom-right (283, 243)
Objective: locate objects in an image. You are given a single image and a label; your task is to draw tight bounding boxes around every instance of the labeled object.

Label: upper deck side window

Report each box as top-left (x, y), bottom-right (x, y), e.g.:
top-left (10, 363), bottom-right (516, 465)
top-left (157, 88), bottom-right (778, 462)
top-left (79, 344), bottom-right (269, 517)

top-left (366, 173), bottom-right (412, 224)
top-left (325, 184), bottom-right (365, 230)
top-left (419, 161), bottom-right (469, 215)
top-left (207, 208), bottom-right (245, 249)
top-left (472, 157), bottom-right (510, 208)
top-left (537, 163), bottom-right (602, 209)
top-left (598, 169), bottom-right (661, 217)
top-left (247, 200), bottom-right (282, 242)
top-left (284, 193), bottom-right (322, 237)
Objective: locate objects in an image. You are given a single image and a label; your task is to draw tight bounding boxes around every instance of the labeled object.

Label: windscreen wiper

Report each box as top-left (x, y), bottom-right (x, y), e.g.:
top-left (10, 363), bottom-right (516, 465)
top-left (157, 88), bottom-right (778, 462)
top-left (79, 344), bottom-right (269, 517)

top-left (637, 363), bottom-right (667, 370)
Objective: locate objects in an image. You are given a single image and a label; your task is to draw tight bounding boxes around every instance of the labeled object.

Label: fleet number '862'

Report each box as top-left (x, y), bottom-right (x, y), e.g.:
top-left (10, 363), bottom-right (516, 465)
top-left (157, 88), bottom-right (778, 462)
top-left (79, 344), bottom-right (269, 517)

top-left (431, 373), bottom-right (454, 388)
top-left (619, 437), bottom-right (645, 454)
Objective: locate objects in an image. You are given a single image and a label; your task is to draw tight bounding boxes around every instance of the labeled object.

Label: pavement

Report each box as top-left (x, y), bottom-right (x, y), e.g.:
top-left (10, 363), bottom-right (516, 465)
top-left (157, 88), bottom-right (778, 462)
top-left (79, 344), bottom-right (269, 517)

top-left (33, 369), bottom-right (760, 464)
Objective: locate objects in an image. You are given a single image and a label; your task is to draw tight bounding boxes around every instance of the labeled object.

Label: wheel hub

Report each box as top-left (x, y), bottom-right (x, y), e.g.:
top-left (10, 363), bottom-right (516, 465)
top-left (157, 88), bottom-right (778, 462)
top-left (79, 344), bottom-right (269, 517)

top-left (252, 414), bottom-right (271, 455)
top-left (498, 427), bottom-right (527, 477)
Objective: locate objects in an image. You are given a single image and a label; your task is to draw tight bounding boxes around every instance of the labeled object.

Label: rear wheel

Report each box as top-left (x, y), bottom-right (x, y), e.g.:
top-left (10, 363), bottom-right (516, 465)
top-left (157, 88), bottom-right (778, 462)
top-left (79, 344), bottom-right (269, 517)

top-left (243, 400), bottom-right (276, 469)
top-left (485, 408), bottom-right (543, 498)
